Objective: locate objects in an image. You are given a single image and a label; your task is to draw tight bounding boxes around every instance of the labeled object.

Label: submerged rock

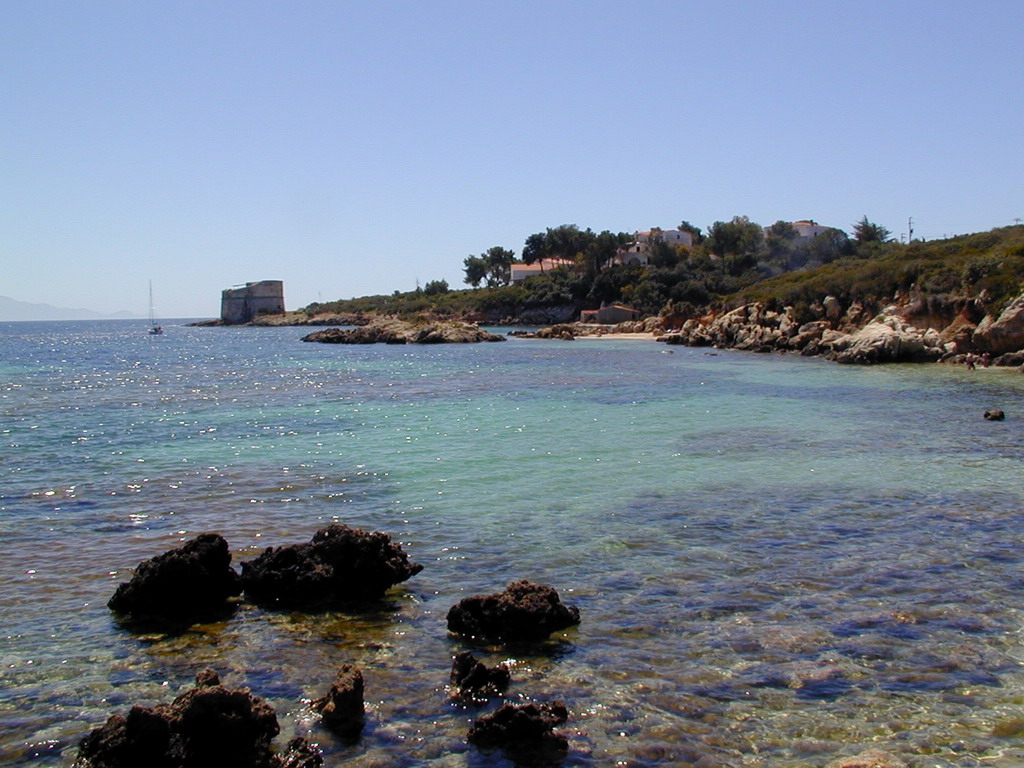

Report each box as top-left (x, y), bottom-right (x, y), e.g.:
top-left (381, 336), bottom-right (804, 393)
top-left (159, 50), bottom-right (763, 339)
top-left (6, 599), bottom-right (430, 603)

top-left (467, 701), bottom-right (569, 764)
top-left (240, 524), bottom-right (423, 609)
top-left (278, 739), bottom-right (323, 768)
top-left (447, 580), bottom-right (580, 642)
top-left (74, 670), bottom-right (319, 768)
top-left (450, 651), bottom-right (511, 701)
top-left (311, 665), bottom-right (365, 737)
top-left (825, 748), bottom-right (908, 768)
top-left (984, 409), bottom-right (1006, 421)
top-left (107, 534), bottom-right (242, 620)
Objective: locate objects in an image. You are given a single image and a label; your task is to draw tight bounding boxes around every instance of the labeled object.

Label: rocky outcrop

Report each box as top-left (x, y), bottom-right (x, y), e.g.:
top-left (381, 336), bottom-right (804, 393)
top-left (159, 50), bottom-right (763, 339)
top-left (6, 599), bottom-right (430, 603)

top-left (972, 295), bottom-right (1024, 354)
top-left (311, 665), bottom-right (364, 737)
top-left (447, 580), bottom-right (580, 642)
top-left (467, 701), bottom-right (569, 764)
top-left (652, 293), bottom-right (1024, 365)
top-left (450, 651), bottom-right (511, 701)
top-left (824, 315), bottom-right (945, 364)
top-left (107, 534), bottom-right (242, 621)
top-left (984, 409), bottom-right (1006, 421)
top-left (240, 524), bottom-right (423, 609)
top-left (74, 670), bottom-right (320, 768)
top-left (531, 324), bottom-right (576, 340)
top-left (301, 316), bottom-right (504, 344)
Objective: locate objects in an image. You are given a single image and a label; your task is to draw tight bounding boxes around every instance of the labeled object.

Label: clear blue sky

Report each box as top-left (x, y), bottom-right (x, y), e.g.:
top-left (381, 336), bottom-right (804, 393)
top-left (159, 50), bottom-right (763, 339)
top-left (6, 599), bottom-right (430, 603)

top-left (3, 0), bottom-right (1022, 318)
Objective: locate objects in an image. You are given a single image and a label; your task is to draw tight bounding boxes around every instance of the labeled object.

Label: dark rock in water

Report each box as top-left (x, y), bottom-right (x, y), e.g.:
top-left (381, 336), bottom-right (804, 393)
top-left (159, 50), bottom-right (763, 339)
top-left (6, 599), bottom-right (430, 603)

top-left (74, 705), bottom-right (175, 768)
top-left (240, 524), bottom-right (423, 609)
top-left (467, 701), bottom-right (569, 765)
top-left (73, 669), bottom-right (315, 768)
top-left (450, 651), bottom-right (511, 701)
top-left (447, 580), bottom-right (580, 642)
top-left (107, 534), bottom-right (241, 620)
top-left (984, 409), bottom-right (1006, 420)
top-left (311, 665), bottom-right (365, 737)
top-left (168, 678), bottom-right (280, 766)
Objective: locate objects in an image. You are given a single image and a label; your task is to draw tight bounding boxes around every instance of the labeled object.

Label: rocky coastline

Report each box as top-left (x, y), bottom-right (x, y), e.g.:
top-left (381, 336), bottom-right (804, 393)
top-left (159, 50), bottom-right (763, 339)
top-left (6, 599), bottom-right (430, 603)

top-left (194, 288), bottom-right (1024, 366)
top-left (523, 291), bottom-right (1024, 367)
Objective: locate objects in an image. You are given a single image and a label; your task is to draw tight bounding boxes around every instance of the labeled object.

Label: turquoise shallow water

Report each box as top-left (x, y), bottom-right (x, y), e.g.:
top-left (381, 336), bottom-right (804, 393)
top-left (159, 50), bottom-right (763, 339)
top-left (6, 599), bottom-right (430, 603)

top-left (3, 319), bottom-right (1024, 766)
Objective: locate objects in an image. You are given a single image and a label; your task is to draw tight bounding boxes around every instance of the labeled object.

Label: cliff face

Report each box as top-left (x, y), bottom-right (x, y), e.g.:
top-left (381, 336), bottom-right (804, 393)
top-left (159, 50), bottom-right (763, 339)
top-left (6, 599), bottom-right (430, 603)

top-left (658, 291), bottom-right (1024, 365)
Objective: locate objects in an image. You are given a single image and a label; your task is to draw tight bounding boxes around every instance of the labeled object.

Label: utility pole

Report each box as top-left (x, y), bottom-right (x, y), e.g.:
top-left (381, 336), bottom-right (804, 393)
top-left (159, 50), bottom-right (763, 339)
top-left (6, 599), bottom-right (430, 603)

top-left (907, 217), bottom-right (914, 243)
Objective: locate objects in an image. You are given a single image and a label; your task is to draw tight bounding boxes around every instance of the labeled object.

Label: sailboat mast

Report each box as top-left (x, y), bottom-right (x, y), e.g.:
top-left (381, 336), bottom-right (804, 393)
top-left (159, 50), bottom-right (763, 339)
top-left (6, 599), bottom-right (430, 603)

top-left (148, 280), bottom-right (163, 334)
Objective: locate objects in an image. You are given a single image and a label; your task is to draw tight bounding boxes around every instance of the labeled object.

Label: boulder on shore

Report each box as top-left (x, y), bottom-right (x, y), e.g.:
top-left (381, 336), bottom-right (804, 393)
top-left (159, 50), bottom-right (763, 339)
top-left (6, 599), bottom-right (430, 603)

top-left (107, 534), bottom-right (242, 620)
top-left (823, 316), bottom-right (945, 364)
top-left (301, 317), bottom-right (504, 344)
top-left (240, 524), bottom-right (423, 609)
top-left (467, 701), bottom-right (569, 764)
top-left (74, 669), bottom-right (321, 768)
top-left (447, 580), bottom-right (580, 642)
top-left (311, 665), bottom-right (365, 737)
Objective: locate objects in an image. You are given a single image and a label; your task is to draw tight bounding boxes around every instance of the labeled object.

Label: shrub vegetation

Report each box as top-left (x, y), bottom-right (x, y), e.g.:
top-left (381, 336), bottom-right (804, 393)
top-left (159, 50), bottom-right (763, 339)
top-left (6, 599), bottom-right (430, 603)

top-left (300, 224), bottom-right (1024, 324)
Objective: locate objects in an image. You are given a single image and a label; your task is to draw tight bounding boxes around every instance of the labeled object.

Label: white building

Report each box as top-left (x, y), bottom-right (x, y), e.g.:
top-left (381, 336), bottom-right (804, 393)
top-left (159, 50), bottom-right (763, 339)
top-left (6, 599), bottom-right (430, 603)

top-left (615, 229), bottom-right (694, 266)
top-left (765, 220), bottom-right (832, 241)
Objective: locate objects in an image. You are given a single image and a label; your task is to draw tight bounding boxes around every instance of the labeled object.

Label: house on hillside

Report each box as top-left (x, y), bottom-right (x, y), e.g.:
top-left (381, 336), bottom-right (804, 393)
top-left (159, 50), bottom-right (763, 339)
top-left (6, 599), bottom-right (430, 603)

top-left (765, 220), bottom-right (832, 241)
top-left (510, 258), bottom-right (575, 283)
top-left (579, 304), bottom-right (641, 324)
top-left (613, 229), bottom-right (694, 266)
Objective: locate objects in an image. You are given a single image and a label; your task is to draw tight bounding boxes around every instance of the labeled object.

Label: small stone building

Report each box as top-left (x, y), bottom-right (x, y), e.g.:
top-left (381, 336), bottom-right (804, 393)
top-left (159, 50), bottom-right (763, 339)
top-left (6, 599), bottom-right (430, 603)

top-left (220, 281), bottom-right (285, 324)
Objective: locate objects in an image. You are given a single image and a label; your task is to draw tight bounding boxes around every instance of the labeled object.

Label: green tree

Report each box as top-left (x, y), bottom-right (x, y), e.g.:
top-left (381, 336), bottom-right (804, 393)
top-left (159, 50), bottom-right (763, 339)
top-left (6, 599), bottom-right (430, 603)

top-left (644, 231), bottom-right (680, 268)
top-left (462, 255), bottom-right (488, 287)
top-left (483, 246), bottom-right (514, 286)
top-left (765, 221), bottom-right (798, 259)
top-left (853, 216), bottom-right (892, 244)
top-left (463, 246), bottom-right (515, 288)
top-left (706, 216), bottom-right (765, 257)
top-left (423, 279), bottom-right (449, 295)
top-left (677, 220), bottom-right (704, 244)
top-left (807, 228), bottom-right (852, 263)
top-left (585, 230), bottom-right (634, 276)
top-left (522, 225), bottom-right (629, 276)
top-left (521, 232), bottom-right (549, 266)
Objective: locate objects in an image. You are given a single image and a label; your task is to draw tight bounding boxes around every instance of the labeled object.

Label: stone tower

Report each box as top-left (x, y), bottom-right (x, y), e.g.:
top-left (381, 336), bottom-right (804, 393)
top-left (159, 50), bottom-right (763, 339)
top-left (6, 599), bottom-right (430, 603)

top-left (220, 281), bottom-right (285, 324)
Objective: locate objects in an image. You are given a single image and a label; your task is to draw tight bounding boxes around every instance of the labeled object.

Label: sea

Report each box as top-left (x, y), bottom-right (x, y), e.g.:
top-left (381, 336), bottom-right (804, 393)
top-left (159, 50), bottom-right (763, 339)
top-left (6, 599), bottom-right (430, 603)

top-left (2, 319), bottom-right (1024, 767)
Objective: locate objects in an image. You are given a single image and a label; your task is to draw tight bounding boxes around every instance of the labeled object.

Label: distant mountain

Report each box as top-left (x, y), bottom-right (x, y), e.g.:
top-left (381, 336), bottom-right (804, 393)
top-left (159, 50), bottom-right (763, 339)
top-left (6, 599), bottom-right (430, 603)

top-left (0, 295), bottom-right (142, 322)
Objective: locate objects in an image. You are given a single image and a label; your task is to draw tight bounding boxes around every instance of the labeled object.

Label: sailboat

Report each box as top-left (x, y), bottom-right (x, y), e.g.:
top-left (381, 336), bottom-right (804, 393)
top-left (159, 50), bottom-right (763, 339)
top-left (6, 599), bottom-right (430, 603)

top-left (148, 281), bottom-right (164, 335)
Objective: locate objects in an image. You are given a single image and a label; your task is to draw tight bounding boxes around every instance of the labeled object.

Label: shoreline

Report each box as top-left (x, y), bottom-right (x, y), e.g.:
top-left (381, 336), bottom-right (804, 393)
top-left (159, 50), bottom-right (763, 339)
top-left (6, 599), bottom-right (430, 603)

top-left (198, 311), bottom-right (1024, 369)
